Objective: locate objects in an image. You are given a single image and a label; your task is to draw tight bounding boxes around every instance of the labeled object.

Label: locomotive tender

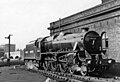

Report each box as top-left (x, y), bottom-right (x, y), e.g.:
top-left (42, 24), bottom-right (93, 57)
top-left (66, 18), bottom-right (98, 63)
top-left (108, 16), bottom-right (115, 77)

top-left (24, 30), bottom-right (115, 76)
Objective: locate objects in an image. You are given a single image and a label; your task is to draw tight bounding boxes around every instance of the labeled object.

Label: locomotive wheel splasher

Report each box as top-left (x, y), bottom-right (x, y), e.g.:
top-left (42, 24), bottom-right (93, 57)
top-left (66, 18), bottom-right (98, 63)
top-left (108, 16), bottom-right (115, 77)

top-left (80, 65), bottom-right (87, 76)
top-left (70, 64), bottom-right (87, 76)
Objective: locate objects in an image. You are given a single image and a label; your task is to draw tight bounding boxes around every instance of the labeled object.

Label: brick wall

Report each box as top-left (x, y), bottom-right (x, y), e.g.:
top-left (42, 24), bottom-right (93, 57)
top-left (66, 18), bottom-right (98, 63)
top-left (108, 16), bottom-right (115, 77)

top-left (95, 16), bottom-right (120, 62)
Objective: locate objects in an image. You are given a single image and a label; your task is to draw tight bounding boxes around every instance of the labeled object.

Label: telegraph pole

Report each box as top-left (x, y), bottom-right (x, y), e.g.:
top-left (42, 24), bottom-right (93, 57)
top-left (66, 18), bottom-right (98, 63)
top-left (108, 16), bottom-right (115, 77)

top-left (59, 18), bottom-right (61, 33)
top-left (5, 34), bottom-right (12, 66)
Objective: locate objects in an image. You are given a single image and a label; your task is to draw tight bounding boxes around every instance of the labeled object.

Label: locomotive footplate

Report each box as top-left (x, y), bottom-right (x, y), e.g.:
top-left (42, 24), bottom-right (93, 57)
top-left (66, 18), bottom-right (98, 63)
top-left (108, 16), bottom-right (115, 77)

top-left (41, 50), bottom-right (77, 55)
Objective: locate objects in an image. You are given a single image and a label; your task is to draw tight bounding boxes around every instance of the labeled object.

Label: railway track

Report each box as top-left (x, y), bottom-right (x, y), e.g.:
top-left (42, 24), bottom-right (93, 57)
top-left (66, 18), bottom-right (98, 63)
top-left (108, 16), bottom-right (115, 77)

top-left (17, 65), bottom-right (120, 82)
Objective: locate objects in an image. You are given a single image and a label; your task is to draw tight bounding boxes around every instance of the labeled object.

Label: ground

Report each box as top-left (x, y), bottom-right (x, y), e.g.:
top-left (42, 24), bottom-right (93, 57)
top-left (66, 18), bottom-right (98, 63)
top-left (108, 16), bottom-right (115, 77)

top-left (0, 64), bottom-right (119, 82)
top-left (0, 66), bottom-right (48, 82)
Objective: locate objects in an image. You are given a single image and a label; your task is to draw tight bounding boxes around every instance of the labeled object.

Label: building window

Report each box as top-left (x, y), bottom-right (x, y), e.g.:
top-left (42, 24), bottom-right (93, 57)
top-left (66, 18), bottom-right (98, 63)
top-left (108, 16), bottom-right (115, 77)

top-left (10, 56), bottom-right (13, 59)
top-left (25, 51), bottom-right (28, 54)
top-left (81, 27), bottom-right (89, 32)
top-left (30, 50), bottom-right (34, 53)
top-left (15, 56), bottom-right (19, 59)
top-left (101, 32), bottom-right (108, 50)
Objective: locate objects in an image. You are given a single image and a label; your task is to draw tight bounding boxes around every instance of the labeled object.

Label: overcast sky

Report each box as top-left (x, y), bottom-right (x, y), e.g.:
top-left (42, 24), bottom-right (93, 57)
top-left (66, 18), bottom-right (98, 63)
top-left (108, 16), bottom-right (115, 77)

top-left (0, 0), bottom-right (101, 49)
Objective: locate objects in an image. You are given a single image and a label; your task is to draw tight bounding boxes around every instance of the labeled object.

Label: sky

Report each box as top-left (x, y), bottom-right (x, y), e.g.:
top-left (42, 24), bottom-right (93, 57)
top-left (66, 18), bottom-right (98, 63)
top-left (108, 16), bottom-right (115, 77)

top-left (0, 0), bottom-right (101, 49)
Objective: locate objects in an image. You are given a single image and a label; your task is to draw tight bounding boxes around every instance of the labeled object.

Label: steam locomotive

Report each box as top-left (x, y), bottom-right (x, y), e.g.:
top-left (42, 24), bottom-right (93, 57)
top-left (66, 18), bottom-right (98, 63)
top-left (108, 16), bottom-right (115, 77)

top-left (24, 30), bottom-right (115, 76)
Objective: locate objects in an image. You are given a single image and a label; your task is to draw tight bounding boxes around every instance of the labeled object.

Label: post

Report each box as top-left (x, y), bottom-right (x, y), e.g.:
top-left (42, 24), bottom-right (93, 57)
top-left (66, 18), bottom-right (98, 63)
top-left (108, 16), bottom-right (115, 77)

top-left (5, 34), bottom-right (12, 66)
top-left (8, 35), bottom-right (10, 66)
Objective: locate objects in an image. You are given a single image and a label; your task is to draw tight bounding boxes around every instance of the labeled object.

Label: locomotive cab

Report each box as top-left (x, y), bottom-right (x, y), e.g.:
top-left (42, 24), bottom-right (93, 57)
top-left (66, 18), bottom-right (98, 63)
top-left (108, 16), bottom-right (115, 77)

top-left (35, 37), bottom-right (44, 60)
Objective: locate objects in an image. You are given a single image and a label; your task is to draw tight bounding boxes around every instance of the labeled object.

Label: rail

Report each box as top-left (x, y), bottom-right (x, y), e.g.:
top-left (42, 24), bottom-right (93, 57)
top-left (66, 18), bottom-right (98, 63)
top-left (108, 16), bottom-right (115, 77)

top-left (19, 66), bottom-right (120, 82)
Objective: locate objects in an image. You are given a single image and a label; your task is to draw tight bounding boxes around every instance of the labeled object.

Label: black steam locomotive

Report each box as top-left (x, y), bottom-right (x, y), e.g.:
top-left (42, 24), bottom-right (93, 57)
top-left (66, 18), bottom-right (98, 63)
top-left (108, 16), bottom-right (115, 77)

top-left (24, 30), bottom-right (115, 76)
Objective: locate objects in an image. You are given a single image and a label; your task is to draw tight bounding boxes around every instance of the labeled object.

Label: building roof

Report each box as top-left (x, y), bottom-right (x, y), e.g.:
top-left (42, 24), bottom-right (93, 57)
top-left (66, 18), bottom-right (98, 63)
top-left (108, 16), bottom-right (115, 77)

top-left (48, 0), bottom-right (119, 30)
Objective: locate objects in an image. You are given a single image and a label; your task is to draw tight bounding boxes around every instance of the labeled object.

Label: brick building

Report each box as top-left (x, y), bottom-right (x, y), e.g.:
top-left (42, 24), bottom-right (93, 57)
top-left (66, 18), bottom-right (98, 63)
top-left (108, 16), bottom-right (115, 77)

top-left (0, 48), bottom-right (4, 58)
top-left (4, 51), bottom-right (21, 59)
top-left (0, 44), bottom-right (16, 52)
top-left (0, 44), bottom-right (24, 59)
top-left (48, 0), bottom-right (120, 62)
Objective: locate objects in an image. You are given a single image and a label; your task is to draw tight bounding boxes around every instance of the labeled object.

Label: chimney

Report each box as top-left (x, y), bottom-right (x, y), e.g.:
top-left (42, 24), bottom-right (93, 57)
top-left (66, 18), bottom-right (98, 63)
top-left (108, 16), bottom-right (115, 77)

top-left (101, 0), bottom-right (115, 3)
